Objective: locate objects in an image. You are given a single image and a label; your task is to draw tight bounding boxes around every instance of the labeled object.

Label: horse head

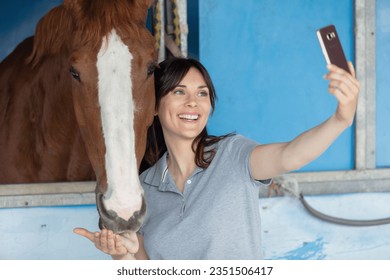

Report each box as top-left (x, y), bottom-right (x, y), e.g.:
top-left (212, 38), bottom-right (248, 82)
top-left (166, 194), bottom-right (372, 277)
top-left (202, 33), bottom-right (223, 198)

top-left (28, 0), bottom-right (157, 232)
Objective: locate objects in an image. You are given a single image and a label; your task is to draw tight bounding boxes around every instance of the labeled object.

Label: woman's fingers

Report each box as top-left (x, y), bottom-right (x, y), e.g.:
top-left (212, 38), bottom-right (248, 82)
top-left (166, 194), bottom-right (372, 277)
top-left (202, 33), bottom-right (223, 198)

top-left (324, 63), bottom-right (360, 110)
top-left (100, 229), bottom-right (108, 249)
top-left (348, 61), bottom-right (355, 76)
top-left (323, 63), bottom-right (360, 126)
top-left (115, 234), bottom-right (124, 250)
top-left (324, 65), bottom-right (360, 94)
top-left (73, 227), bottom-right (95, 242)
top-left (327, 80), bottom-right (355, 100)
top-left (107, 231), bottom-right (116, 250)
top-left (327, 63), bottom-right (360, 84)
top-left (74, 227), bottom-right (131, 258)
top-left (94, 229), bottom-right (117, 253)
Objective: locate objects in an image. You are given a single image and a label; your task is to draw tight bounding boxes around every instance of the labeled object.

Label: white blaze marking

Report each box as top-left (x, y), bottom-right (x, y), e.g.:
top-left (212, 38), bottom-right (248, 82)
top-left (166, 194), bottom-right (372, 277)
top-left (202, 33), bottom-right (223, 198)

top-left (97, 29), bottom-right (143, 220)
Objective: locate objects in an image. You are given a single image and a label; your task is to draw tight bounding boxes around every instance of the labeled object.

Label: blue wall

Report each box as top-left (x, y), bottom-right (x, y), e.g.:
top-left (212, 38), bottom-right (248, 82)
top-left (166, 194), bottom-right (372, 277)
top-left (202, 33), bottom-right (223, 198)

top-left (199, 0), bottom-right (355, 172)
top-left (376, 0), bottom-right (390, 168)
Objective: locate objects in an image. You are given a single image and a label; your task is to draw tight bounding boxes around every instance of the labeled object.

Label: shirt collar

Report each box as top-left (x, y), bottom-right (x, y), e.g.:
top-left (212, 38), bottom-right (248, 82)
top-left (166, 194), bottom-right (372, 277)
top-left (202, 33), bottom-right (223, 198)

top-left (142, 151), bottom-right (205, 191)
top-left (143, 151), bottom-right (169, 190)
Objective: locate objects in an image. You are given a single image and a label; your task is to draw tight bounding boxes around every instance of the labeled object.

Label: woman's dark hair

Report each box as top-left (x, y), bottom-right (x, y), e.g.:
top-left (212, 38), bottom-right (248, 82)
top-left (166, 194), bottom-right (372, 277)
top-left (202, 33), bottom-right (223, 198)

top-left (140, 57), bottom-right (233, 173)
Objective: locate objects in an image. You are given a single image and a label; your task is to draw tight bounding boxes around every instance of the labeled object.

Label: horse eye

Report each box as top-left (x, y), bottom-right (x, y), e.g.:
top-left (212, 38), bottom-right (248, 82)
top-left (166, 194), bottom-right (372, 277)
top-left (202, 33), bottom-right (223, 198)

top-left (69, 66), bottom-right (81, 82)
top-left (147, 63), bottom-right (156, 77)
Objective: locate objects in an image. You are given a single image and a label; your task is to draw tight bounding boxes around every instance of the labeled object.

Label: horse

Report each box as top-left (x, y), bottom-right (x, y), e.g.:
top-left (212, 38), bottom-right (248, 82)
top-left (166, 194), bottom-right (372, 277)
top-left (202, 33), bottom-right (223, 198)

top-left (0, 0), bottom-right (157, 233)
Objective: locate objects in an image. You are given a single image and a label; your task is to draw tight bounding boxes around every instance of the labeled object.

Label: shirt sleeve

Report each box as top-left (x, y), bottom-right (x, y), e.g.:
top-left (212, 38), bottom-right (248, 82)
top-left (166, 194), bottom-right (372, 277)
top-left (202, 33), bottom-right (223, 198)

top-left (226, 135), bottom-right (272, 187)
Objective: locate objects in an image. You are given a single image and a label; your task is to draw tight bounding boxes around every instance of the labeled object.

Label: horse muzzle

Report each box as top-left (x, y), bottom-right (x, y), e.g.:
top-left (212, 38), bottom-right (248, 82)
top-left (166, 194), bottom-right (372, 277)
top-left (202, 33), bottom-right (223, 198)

top-left (95, 192), bottom-right (146, 233)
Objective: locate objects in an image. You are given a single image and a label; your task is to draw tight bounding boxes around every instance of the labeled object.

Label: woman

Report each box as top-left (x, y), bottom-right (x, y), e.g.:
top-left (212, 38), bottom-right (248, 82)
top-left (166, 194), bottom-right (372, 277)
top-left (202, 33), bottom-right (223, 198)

top-left (74, 57), bottom-right (360, 259)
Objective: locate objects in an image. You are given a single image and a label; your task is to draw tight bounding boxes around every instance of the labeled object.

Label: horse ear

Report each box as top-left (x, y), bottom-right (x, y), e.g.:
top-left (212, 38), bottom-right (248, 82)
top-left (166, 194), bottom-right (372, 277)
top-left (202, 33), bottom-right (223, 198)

top-left (28, 5), bottom-right (75, 67)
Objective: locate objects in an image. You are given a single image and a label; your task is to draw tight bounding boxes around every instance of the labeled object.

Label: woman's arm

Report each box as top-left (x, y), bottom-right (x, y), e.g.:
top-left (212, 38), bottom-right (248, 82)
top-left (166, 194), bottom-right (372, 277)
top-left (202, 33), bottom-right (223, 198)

top-left (250, 62), bottom-right (360, 180)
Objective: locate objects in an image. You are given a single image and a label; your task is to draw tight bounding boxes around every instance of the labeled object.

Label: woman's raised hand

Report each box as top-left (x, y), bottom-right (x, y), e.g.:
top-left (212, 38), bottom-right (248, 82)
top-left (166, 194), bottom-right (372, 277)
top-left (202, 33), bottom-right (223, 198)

top-left (324, 62), bottom-right (360, 127)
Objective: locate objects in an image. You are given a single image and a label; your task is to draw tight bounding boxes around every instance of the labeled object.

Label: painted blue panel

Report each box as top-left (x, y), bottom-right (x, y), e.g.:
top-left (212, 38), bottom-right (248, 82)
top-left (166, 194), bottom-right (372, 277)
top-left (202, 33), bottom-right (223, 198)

top-left (187, 0), bottom-right (200, 59)
top-left (0, 205), bottom-right (109, 259)
top-left (199, 0), bottom-right (354, 171)
top-left (376, 0), bottom-right (390, 168)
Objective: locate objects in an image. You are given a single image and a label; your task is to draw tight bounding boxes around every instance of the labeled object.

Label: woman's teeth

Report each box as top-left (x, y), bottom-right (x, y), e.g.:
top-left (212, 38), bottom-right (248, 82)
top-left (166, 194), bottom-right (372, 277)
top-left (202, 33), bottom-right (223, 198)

top-left (179, 114), bottom-right (199, 120)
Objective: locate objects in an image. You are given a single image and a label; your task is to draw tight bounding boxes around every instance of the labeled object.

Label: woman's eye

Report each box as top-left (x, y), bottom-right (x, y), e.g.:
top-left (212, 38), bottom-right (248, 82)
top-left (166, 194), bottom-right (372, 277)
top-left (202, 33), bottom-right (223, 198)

top-left (173, 89), bottom-right (184, 95)
top-left (198, 91), bottom-right (209, 97)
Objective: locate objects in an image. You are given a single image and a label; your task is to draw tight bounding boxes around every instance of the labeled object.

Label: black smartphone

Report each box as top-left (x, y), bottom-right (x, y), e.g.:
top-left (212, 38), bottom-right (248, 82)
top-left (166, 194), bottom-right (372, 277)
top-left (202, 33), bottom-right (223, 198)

top-left (316, 25), bottom-right (350, 73)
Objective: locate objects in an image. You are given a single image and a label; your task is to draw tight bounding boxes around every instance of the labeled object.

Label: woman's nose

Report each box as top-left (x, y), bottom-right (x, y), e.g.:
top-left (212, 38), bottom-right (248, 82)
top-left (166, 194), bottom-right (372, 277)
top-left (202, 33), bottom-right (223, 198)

top-left (185, 94), bottom-right (198, 107)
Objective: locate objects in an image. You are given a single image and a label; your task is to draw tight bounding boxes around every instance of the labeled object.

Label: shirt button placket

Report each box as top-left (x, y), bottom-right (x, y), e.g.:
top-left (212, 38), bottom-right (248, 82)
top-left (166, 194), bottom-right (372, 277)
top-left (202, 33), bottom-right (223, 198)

top-left (180, 197), bottom-right (185, 219)
top-left (180, 178), bottom-right (192, 219)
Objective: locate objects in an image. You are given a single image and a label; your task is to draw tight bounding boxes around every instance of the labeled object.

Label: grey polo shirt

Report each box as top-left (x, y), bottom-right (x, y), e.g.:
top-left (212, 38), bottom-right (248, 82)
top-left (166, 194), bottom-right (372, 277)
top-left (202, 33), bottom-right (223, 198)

top-left (138, 134), bottom-right (271, 260)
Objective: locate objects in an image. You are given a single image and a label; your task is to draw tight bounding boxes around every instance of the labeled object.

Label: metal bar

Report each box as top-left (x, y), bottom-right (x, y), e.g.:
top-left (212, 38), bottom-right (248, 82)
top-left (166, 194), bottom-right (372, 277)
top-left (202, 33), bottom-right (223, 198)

top-left (259, 168), bottom-right (390, 197)
top-left (365, 0), bottom-right (376, 169)
top-left (0, 181), bottom-right (95, 196)
top-left (0, 193), bottom-right (95, 208)
top-left (287, 168), bottom-right (390, 182)
top-left (354, 0), bottom-right (367, 170)
top-left (0, 181), bottom-right (95, 208)
top-left (355, 0), bottom-right (376, 170)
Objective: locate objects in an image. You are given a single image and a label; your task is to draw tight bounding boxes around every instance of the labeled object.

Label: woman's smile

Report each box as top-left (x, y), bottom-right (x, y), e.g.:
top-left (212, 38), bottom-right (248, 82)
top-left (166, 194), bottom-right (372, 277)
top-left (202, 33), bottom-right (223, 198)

top-left (178, 113), bottom-right (200, 121)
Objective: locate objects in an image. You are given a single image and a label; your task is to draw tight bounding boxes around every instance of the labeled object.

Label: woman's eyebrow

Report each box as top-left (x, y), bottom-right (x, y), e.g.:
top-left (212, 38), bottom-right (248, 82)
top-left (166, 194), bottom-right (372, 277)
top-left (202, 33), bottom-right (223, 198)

top-left (176, 84), bottom-right (208, 89)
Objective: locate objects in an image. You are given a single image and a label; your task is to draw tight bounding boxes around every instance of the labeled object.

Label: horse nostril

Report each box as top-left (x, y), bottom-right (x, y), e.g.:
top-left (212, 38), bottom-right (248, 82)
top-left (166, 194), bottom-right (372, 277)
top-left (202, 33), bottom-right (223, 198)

top-left (96, 193), bottom-right (146, 233)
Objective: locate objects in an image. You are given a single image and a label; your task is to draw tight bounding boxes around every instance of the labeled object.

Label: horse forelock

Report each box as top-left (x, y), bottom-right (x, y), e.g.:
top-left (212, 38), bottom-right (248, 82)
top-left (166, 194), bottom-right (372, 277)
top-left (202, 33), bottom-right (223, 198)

top-left (78, 1), bottom-right (152, 48)
top-left (29, 0), bottom-right (152, 67)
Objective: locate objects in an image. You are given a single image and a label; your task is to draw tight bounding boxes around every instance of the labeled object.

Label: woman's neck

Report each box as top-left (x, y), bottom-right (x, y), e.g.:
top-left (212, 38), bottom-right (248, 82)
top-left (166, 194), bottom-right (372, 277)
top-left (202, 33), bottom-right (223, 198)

top-left (165, 139), bottom-right (197, 191)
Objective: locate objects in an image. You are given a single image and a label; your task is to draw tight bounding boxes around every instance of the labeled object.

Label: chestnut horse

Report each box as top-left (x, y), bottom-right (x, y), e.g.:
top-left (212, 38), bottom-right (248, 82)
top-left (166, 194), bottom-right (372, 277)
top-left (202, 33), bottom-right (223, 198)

top-left (0, 0), bottom-right (157, 233)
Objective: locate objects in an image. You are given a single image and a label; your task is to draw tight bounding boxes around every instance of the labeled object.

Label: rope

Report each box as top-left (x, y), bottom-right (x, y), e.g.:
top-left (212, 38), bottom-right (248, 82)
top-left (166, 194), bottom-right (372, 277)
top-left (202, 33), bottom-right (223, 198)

top-left (152, 0), bottom-right (182, 59)
top-left (171, 0), bottom-right (181, 49)
top-left (152, 0), bottom-right (163, 56)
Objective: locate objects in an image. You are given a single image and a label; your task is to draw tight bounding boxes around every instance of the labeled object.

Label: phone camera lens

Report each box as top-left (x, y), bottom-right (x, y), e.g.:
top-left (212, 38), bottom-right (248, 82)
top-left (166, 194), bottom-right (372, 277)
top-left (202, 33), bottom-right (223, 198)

top-left (326, 32), bottom-right (336, 40)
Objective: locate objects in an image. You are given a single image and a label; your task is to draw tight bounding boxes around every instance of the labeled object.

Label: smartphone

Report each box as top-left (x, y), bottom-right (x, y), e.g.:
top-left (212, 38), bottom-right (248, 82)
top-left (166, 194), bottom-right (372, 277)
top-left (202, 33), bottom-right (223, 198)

top-left (316, 25), bottom-right (350, 73)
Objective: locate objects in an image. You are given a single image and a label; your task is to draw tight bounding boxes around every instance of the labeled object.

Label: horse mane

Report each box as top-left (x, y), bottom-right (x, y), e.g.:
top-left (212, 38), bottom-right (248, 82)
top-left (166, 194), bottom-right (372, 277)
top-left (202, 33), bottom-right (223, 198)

top-left (28, 0), bottom-right (152, 67)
